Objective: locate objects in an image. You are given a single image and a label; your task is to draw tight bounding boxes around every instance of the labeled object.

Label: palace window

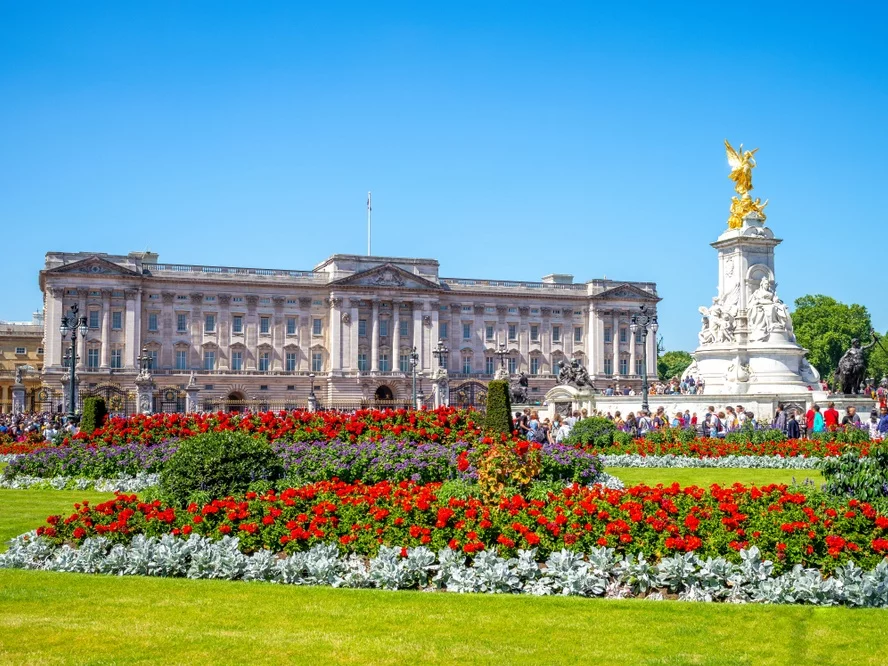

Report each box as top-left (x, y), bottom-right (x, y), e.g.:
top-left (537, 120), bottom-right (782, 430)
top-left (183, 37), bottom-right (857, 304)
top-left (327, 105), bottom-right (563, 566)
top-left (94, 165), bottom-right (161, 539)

top-left (439, 322), bottom-right (448, 339)
top-left (260, 316), bottom-right (270, 334)
top-left (285, 352), bottom-right (296, 372)
top-left (619, 358), bottom-right (629, 375)
top-left (399, 320), bottom-right (408, 337)
top-left (619, 327), bottom-right (628, 343)
top-left (604, 327), bottom-right (612, 342)
top-left (112, 311), bottom-right (122, 330)
top-left (148, 314), bottom-right (158, 332)
top-left (485, 356), bottom-right (494, 374)
top-left (379, 320), bottom-right (389, 338)
top-left (312, 318), bottom-right (322, 336)
top-left (635, 330), bottom-right (643, 344)
top-left (147, 350), bottom-right (158, 369)
top-left (379, 354), bottom-right (390, 372)
top-left (463, 323), bottom-right (471, 339)
top-left (110, 349), bottom-right (122, 369)
top-left (507, 357), bottom-right (517, 374)
top-left (258, 351), bottom-right (270, 372)
top-left (87, 348), bottom-right (99, 369)
top-left (177, 313), bottom-right (188, 333)
top-left (286, 317), bottom-right (297, 335)
top-left (603, 358), bottom-right (613, 375)
top-left (530, 325), bottom-right (539, 342)
top-left (552, 325), bottom-right (561, 342)
top-left (574, 326), bottom-right (583, 343)
top-left (175, 350), bottom-right (188, 370)
top-left (205, 314), bottom-right (216, 333)
top-left (530, 357), bottom-right (539, 375)
top-left (358, 353), bottom-right (368, 372)
top-left (636, 359), bottom-right (644, 375)
top-left (204, 351), bottom-right (216, 371)
top-left (508, 324), bottom-right (517, 341)
top-left (231, 351), bottom-right (243, 371)
top-left (461, 305), bottom-right (472, 312)
top-left (485, 325), bottom-right (494, 341)
top-left (232, 315), bottom-right (243, 334)
top-left (89, 310), bottom-right (100, 329)
top-left (311, 352), bottom-right (323, 372)
top-left (462, 355), bottom-right (472, 374)
top-left (399, 354), bottom-right (409, 373)
top-left (359, 319), bottom-right (367, 336)
top-left (15, 347), bottom-right (26, 355)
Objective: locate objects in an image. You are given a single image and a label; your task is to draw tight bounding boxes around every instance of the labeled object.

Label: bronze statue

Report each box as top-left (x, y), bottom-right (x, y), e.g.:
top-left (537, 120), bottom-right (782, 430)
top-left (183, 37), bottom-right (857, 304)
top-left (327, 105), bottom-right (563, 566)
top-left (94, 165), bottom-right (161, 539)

top-left (510, 372), bottom-right (529, 404)
top-left (834, 333), bottom-right (877, 395)
top-left (556, 359), bottom-right (593, 389)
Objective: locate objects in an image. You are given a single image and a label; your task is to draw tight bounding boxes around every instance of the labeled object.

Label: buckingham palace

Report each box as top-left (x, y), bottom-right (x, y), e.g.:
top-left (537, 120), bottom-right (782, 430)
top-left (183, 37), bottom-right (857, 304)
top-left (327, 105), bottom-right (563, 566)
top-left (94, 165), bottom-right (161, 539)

top-left (38, 251), bottom-right (660, 410)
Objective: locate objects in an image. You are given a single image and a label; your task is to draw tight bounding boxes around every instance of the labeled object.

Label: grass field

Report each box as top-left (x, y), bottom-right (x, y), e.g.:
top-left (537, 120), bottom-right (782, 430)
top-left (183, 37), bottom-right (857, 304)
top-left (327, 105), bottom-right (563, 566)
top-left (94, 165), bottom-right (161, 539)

top-left (609, 467), bottom-right (824, 488)
top-left (0, 474), bottom-right (885, 665)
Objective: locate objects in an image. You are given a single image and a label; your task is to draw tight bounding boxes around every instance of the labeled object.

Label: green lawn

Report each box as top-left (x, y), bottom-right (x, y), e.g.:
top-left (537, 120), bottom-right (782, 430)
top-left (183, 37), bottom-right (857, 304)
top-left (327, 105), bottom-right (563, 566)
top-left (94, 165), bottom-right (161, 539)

top-left (0, 489), bottom-right (114, 551)
top-left (1, 569), bottom-right (887, 665)
top-left (609, 467), bottom-right (823, 488)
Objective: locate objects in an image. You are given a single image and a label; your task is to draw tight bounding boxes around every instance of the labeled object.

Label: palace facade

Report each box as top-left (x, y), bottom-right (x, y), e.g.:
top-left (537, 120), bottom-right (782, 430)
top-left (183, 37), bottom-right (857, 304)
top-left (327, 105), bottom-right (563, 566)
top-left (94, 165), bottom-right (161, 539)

top-left (39, 251), bottom-right (659, 410)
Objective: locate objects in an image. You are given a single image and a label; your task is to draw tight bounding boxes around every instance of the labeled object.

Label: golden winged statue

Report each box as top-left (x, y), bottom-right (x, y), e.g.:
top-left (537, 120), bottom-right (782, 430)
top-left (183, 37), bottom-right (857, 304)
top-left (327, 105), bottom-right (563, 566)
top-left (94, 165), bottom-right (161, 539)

top-left (725, 139), bottom-right (758, 195)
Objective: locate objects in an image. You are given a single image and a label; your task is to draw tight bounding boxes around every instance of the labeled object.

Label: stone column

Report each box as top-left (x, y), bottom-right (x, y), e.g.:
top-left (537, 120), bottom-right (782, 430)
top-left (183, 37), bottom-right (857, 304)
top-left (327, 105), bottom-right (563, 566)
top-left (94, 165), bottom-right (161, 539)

top-left (124, 288), bottom-right (141, 369)
top-left (272, 297), bottom-right (286, 371)
top-left (349, 299), bottom-right (359, 372)
top-left (245, 295), bottom-right (259, 370)
top-left (597, 313), bottom-right (606, 375)
top-left (185, 374), bottom-right (200, 413)
top-left (189, 293), bottom-right (203, 370)
top-left (430, 302), bottom-right (440, 370)
top-left (412, 300), bottom-right (423, 362)
top-left (587, 306), bottom-right (597, 376)
top-left (329, 296), bottom-right (342, 373)
top-left (392, 300), bottom-right (400, 364)
top-left (161, 292), bottom-right (175, 369)
top-left (11, 380), bottom-right (25, 415)
top-left (76, 288), bottom-right (88, 370)
top-left (100, 289), bottom-right (112, 369)
top-left (519, 307), bottom-right (530, 372)
top-left (45, 286), bottom-right (64, 368)
top-left (612, 311), bottom-right (620, 379)
top-left (217, 294), bottom-right (231, 371)
top-left (299, 297), bottom-right (312, 371)
top-left (371, 299), bottom-right (380, 372)
top-left (647, 317), bottom-right (657, 376)
top-left (629, 321), bottom-right (637, 378)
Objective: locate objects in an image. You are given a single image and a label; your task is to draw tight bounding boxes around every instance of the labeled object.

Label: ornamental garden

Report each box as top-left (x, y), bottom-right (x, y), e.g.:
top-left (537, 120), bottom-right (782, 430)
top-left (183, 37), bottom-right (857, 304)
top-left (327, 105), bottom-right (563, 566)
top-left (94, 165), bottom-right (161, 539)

top-left (2, 385), bottom-right (888, 608)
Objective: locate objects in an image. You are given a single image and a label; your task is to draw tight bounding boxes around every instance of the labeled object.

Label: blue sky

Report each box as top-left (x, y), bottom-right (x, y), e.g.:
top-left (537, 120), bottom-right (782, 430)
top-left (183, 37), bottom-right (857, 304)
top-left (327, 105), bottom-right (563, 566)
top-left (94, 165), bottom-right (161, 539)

top-left (1, 1), bottom-right (885, 350)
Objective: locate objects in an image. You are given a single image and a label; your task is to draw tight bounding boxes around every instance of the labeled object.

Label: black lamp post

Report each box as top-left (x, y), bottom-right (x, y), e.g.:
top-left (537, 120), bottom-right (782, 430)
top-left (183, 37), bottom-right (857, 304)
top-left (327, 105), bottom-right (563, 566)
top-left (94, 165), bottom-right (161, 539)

top-left (629, 305), bottom-right (658, 415)
top-left (409, 346), bottom-right (420, 407)
top-left (432, 339), bottom-right (450, 369)
top-left (59, 303), bottom-right (88, 422)
top-left (494, 342), bottom-right (508, 374)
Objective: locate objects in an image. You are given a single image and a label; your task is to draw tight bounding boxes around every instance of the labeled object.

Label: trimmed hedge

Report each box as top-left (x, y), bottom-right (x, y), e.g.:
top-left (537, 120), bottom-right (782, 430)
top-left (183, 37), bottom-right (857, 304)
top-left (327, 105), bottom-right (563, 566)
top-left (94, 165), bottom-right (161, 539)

top-left (80, 397), bottom-right (107, 434)
top-left (484, 380), bottom-right (513, 436)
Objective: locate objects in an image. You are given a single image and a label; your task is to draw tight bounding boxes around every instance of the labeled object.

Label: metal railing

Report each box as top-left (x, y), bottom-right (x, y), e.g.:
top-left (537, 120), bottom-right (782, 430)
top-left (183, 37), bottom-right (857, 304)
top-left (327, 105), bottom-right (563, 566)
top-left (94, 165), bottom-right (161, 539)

top-left (149, 263), bottom-right (328, 281)
top-left (441, 277), bottom-right (587, 291)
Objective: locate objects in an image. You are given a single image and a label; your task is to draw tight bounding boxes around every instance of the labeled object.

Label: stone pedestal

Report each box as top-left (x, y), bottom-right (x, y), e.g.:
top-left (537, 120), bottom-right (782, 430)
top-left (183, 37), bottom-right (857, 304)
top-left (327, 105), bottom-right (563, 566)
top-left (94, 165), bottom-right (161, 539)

top-left (11, 382), bottom-right (25, 415)
top-left (134, 373), bottom-right (155, 415)
top-left (61, 374), bottom-right (79, 415)
top-left (431, 369), bottom-right (449, 409)
top-left (494, 367), bottom-right (509, 381)
top-left (307, 393), bottom-right (318, 412)
top-left (544, 385), bottom-right (595, 420)
top-left (688, 212), bottom-right (819, 397)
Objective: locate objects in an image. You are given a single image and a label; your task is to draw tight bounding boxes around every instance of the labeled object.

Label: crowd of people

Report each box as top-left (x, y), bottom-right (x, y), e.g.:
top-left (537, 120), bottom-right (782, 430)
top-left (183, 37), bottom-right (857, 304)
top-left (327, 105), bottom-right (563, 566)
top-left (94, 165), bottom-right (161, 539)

top-left (602, 377), bottom-right (706, 397)
top-left (0, 412), bottom-right (71, 442)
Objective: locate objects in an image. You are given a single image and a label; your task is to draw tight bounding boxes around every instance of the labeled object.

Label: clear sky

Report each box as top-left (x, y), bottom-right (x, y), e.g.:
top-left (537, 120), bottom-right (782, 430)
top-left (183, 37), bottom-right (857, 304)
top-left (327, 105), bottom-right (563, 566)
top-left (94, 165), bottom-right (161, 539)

top-left (1, 1), bottom-right (885, 351)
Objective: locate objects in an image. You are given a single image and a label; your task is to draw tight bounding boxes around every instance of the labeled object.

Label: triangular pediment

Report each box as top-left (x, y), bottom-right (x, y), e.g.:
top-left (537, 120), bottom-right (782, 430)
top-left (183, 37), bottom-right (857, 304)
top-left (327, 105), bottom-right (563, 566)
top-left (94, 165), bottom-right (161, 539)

top-left (592, 283), bottom-right (660, 302)
top-left (45, 255), bottom-right (140, 277)
top-left (329, 263), bottom-right (441, 290)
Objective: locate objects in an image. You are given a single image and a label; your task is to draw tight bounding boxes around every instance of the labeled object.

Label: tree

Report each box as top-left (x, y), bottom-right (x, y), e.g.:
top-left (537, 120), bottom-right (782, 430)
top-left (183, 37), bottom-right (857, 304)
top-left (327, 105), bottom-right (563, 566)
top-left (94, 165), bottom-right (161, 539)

top-left (867, 330), bottom-right (888, 384)
top-left (484, 380), bottom-right (514, 435)
top-left (791, 295), bottom-right (872, 381)
top-left (658, 350), bottom-right (693, 380)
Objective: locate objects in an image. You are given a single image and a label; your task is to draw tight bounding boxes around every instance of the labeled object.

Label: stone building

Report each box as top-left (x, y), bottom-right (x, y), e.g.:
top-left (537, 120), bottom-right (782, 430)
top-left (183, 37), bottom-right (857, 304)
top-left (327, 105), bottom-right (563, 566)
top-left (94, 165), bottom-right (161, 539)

top-left (0, 315), bottom-right (44, 411)
top-left (38, 251), bottom-right (659, 410)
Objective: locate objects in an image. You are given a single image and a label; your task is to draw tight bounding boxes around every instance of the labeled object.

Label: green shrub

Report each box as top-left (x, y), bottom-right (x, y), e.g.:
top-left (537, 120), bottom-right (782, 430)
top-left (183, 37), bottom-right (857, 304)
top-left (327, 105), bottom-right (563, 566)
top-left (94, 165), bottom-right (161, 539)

top-left (810, 425), bottom-right (872, 445)
top-left (484, 380), bottom-right (513, 435)
top-left (159, 431), bottom-right (285, 507)
top-left (80, 397), bottom-right (107, 434)
top-left (564, 417), bottom-right (617, 448)
top-left (725, 425), bottom-right (787, 445)
top-left (820, 443), bottom-right (888, 501)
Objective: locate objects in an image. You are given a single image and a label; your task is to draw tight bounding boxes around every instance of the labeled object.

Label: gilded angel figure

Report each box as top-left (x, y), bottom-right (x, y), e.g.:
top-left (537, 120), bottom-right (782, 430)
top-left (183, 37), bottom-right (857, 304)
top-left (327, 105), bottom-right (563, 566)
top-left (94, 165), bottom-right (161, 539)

top-left (725, 139), bottom-right (758, 195)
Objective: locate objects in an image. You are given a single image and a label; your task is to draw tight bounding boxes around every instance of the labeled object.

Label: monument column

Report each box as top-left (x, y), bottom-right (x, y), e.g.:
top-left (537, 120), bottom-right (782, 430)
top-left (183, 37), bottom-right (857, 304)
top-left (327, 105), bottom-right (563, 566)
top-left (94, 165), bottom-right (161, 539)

top-left (371, 299), bottom-right (380, 372)
top-left (100, 289), bottom-right (112, 369)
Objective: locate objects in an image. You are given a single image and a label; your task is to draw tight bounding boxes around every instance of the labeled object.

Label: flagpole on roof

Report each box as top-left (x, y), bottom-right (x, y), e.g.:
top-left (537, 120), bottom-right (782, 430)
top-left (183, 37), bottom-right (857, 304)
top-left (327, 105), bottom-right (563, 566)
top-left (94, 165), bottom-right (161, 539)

top-left (367, 191), bottom-right (372, 256)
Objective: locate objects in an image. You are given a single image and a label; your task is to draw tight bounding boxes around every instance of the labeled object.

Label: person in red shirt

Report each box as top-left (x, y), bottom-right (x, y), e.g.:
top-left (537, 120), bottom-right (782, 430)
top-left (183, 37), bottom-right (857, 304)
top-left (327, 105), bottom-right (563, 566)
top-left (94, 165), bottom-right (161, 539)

top-left (805, 406), bottom-right (816, 434)
top-left (824, 402), bottom-right (840, 429)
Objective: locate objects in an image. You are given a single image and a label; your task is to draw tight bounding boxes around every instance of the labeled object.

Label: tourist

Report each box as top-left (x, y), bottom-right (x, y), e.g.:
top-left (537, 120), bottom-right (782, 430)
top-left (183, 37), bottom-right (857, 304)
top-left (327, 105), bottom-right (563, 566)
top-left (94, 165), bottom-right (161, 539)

top-left (812, 405), bottom-right (826, 433)
top-left (709, 412), bottom-right (726, 438)
top-left (690, 412), bottom-right (698, 426)
top-left (786, 411), bottom-right (801, 439)
top-left (805, 405), bottom-right (816, 433)
top-left (841, 406), bottom-right (861, 426)
top-left (580, 408), bottom-right (588, 420)
top-left (517, 409), bottom-right (531, 436)
top-left (736, 406), bottom-right (747, 427)
top-left (535, 418), bottom-right (551, 444)
top-left (605, 385), bottom-right (614, 396)
top-left (565, 410), bottom-right (579, 427)
top-left (637, 410), bottom-right (652, 435)
top-left (683, 409), bottom-right (691, 426)
top-left (613, 410), bottom-right (625, 429)
top-left (671, 412), bottom-right (683, 428)
top-left (771, 404), bottom-right (786, 433)
top-left (867, 410), bottom-right (881, 441)
top-left (745, 411), bottom-right (757, 428)
top-left (824, 402), bottom-right (840, 430)
top-left (878, 407), bottom-right (888, 439)
top-left (625, 412), bottom-right (638, 436)
top-left (554, 416), bottom-right (572, 443)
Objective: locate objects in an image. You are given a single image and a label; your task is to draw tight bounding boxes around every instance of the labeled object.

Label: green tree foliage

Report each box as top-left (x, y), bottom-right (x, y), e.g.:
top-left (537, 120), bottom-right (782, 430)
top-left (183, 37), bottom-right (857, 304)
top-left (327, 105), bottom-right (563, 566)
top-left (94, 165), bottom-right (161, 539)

top-left (483, 380), bottom-right (514, 436)
top-left (657, 350), bottom-right (693, 381)
top-left (79, 397), bottom-right (107, 434)
top-left (791, 295), bottom-right (872, 380)
top-left (866, 330), bottom-right (888, 384)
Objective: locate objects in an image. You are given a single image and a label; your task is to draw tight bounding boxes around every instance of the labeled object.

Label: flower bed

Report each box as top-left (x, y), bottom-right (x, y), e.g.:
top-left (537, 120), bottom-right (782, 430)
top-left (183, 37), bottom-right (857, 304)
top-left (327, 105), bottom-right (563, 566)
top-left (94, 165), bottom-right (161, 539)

top-left (600, 454), bottom-right (820, 469)
top-left (587, 436), bottom-right (874, 459)
top-left (31, 482), bottom-right (888, 574)
top-left (0, 442), bottom-right (50, 456)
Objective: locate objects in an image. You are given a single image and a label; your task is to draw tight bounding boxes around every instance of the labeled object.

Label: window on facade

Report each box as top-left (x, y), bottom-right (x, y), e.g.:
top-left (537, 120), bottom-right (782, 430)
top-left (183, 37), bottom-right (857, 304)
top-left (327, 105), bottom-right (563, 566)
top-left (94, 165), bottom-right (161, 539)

top-left (260, 317), bottom-right (270, 334)
top-left (204, 351), bottom-right (216, 371)
top-left (604, 358), bottom-right (613, 375)
top-left (619, 327), bottom-right (628, 343)
top-left (147, 350), bottom-right (158, 369)
top-left (358, 319), bottom-right (367, 336)
top-left (89, 310), bottom-right (100, 329)
top-left (286, 352), bottom-right (296, 372)
top-left (530, 325), bottom-right (539, 342)
top-left (205, 314), bottom-right (216, 333)
top-left (508, 324), bottom-right (517, 341)
top-left (231, 351), bottom-right (243, 371)
top-left (574, 326), bottom-right (583, 343)
top-left (379, 320), bottom-right (388, 338)
top-left (399, 320), bottom-right (408, 337)
top-left (461, 305), bottom-right (472, 312)
top-left (619, 358), bottom-right (628, 375)
top-left (312, 318), bottom-right (322, 336)
top-left (462, 356), bottom-right (472, 374)
top-left (485, 325), bottom-right (494, 341)
top-left (37, 347), bottom-right (43, 355)
top-left (286, 317), bottom-right (297, 335)
top-left (311, 352), bottom-right (322, 372)
top-left (530, 357), bottom-right (539, 375)
top-left (635, 359), bottom-right (644, 375)
top-left (463, 323), bottom-right (471, 339)
top-left (15, 347), bottom-right (26, 355)
top-left (379, 354), bottom-right (390, 372)
top-left (232, 315), bottom-right (243, 334)
top-left (110, 349), bottom-right (122, 369)
top-left (399, 354), bottom-right (409, 373)
top-left (177, 313), bottom-right (188, 333)
top-left (175, 350), bottom-right (188, 370)
top-left (507, 357), bottom-right (517, 374)
top-left (259, 351), bottom-right (270, 372)
top-left (439, 322), bottom-right (448, 339)
top-left (357, 353), bottom-right (368, 372)
top-left (112, 311), bottom-right (122, 330)
top-left (485, 356), bottom-right (494, 375)
top-left (635, 330), bottom-right (643, 344)
top-left (87, 348), bottom-right (99, 369)
top-left (148, 314), bottom-right (158, 332)
top-left (552, 325), bottom-right (561, 342)
top-left (604, 327), bottom-right (612, 343)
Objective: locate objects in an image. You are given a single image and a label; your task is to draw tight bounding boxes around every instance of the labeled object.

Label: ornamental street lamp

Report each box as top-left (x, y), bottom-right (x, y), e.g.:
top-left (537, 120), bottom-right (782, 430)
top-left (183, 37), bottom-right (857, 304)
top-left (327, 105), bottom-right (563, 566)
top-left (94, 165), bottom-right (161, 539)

top-left (59, 303), bottom-right (88, 422)
top-left (494, 342), bottom-right (508, 373)
top-left (136, 347), bottom-right (152, 374)
top-left (630, 305), bottom-right (659, 415)
top-left (409, 346), bottom-right (420, 408)
top-left (432, 339), bottom-right (450, 369)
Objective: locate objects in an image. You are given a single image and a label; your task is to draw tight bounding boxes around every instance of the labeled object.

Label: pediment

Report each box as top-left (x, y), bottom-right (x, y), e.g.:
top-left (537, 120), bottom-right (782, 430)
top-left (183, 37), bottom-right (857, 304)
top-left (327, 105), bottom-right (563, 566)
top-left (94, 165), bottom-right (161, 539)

top-left (45, 255), bottom-right (140, 277)
top-left (592, 283), bottom-right (660, 302)
top-left (329, 263), bottom-right (441, 290)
